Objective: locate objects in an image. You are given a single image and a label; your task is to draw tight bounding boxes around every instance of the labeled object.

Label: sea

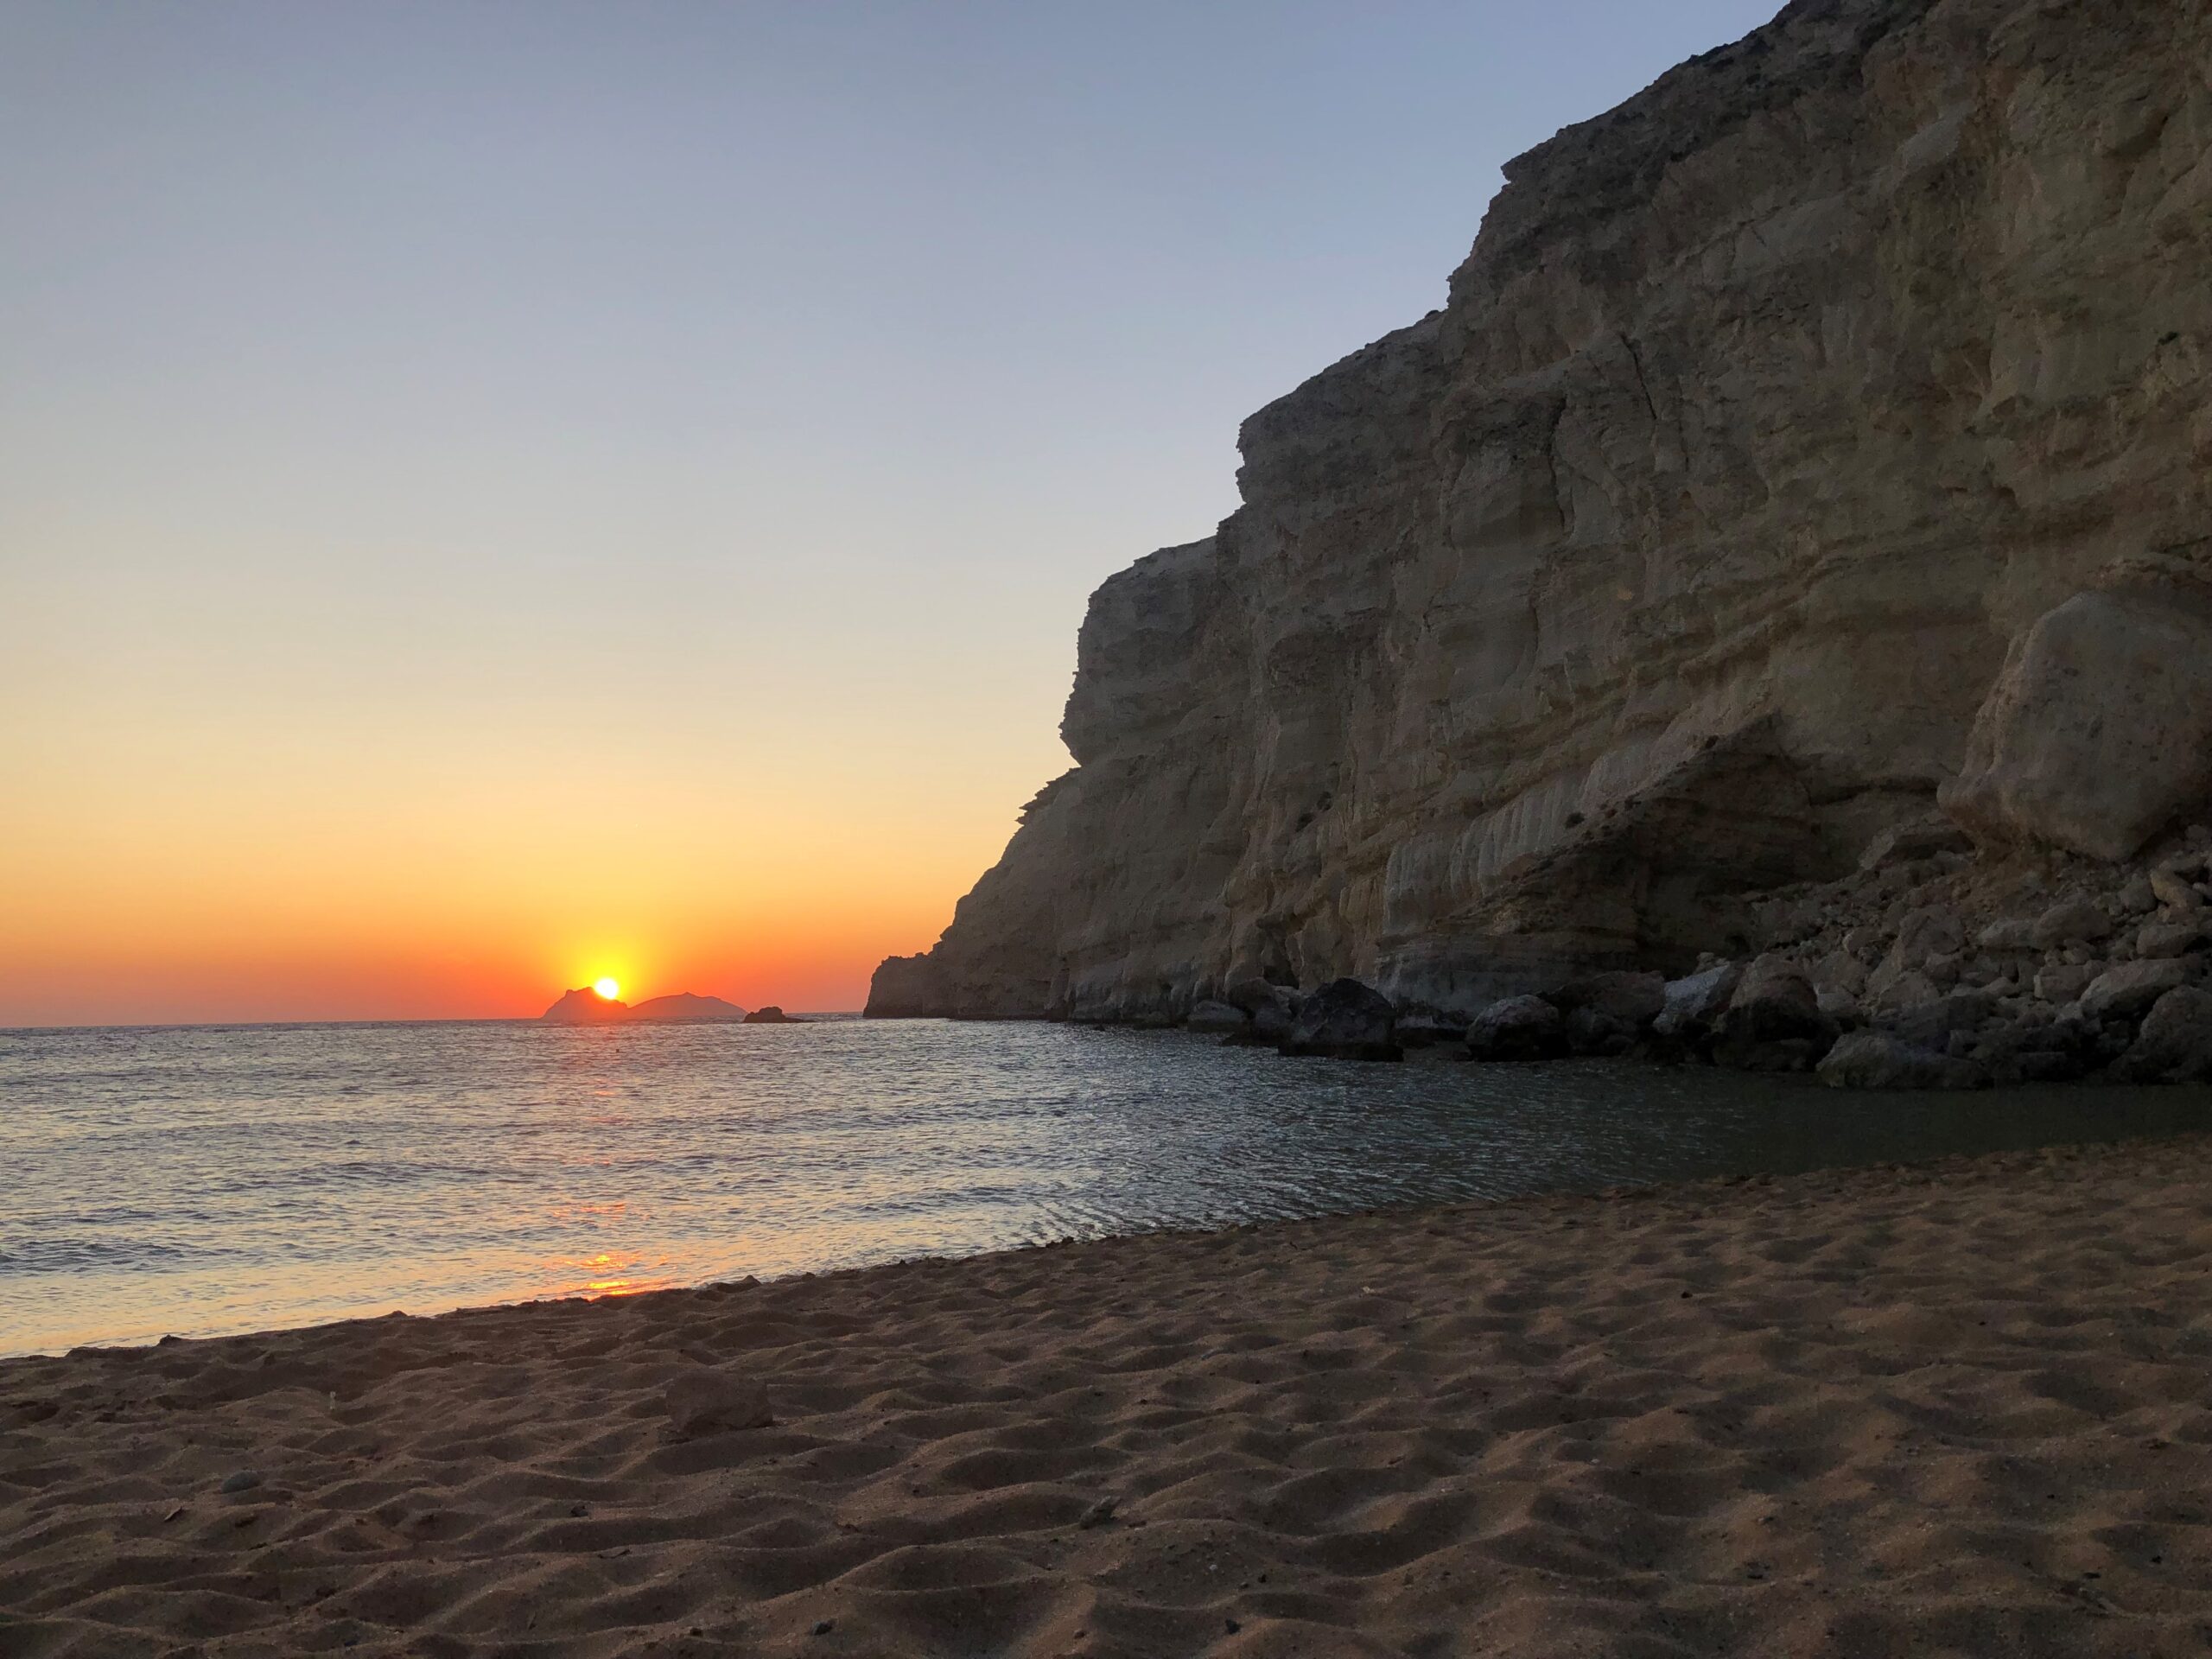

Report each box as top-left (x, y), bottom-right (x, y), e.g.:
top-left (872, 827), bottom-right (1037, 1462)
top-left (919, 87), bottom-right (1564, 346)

top-left (4, 1016), bottom-right (2208, 1357)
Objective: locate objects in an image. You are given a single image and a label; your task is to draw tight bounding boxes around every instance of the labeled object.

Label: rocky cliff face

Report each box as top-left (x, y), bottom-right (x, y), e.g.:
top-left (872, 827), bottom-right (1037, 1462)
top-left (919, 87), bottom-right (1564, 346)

top-left (870, 0), bottom-right (2212, 1023)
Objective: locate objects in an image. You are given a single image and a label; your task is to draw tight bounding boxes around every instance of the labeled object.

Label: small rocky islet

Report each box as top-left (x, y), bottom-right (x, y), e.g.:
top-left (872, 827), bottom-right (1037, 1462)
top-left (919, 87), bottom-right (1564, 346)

top-left (539, 990), bottom-right (751, 1025)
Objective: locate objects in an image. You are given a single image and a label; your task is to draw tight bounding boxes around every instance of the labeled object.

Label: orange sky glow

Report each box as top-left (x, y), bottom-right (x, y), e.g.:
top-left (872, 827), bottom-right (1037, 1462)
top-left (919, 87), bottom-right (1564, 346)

top-left (0, 577), bottom-right (1068, 1026)
top-left (0, 1), bottom-right (1779, 1029)
top-left (0, 705), bottom-right (1049, 1025)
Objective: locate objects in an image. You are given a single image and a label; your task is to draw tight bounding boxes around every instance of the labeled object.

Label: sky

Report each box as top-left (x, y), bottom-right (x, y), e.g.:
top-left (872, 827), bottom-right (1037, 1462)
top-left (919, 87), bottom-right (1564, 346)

top-left (0, 0), bottom-right (1779, 1027)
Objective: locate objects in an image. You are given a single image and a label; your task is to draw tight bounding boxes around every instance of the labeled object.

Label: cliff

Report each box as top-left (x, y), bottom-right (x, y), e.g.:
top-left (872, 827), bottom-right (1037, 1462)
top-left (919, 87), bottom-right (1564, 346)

top-left (871, 0), bottom-right (2212, 1023)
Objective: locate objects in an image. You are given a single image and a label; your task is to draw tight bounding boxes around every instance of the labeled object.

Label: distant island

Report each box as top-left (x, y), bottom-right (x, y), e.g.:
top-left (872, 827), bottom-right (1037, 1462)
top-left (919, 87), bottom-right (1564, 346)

top-left (540, 989), bottom-right (750, 1026)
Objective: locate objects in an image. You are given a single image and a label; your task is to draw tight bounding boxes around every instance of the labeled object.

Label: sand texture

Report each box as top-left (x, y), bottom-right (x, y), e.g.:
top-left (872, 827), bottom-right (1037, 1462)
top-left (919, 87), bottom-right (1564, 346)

top-left (9, 1135), bottom-right (2212, 1656)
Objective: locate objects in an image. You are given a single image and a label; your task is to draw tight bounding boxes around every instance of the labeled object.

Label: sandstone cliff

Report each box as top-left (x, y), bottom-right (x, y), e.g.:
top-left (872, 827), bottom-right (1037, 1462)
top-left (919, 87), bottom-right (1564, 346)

top-left (870, 0), bottom-right (2212, 1023)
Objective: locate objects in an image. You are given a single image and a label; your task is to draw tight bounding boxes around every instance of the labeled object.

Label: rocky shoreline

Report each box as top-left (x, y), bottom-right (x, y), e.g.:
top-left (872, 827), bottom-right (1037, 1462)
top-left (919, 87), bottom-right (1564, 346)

top-left (1164, 819), bottom-right (2212, 1088)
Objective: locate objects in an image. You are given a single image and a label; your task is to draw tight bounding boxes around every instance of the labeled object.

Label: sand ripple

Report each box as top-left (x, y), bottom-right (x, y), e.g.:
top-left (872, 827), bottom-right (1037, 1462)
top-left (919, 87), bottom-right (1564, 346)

top-left (8, 1136), bottom-right (2212, 1656)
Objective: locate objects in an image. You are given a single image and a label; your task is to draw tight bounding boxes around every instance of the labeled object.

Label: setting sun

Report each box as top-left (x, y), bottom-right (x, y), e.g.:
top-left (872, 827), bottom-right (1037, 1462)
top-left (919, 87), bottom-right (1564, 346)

top-left (593, 977), bottom-right (620, 1001)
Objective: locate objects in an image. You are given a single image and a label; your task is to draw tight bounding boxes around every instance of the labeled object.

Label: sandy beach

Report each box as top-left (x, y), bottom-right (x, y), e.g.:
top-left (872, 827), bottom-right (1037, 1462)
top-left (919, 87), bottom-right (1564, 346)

top-left (8, 1135), bottom-right (2212, 1658)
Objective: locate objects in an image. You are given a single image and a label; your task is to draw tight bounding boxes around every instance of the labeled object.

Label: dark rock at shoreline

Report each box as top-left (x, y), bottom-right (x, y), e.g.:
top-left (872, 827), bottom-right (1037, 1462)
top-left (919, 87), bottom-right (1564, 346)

top-left (1186, 1000), bottom-right (1249, 1036)
top-left (1279, 979), bottom-right (1400, 1062)
top-left (2113, 988), bottom-right (2212, 1084)
top-left (1546, 971), bottom-right (1667, 1057)
top-left (1819, 1033), bottom-right (1989, 1092)
top-left (1224, 979), bottom-right (1305, 1045)
top-left (1650, 964), bottom-right (1742, 1056)
top-left (1465, 995), bottom-right (1567, 1063)
top-left (1712, 957), bottom-right (1839, 1073)
top-left (1395, 1013), bottom-right (1472, 1049)
top-left (2082, 961), bottom-right (2201, 1023)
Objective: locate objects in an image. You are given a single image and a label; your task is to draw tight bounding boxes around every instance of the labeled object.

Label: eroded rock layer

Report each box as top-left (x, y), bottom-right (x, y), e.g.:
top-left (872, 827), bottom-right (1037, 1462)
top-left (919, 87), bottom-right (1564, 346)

top-left (870, 0), bottom-right (2212, 1022)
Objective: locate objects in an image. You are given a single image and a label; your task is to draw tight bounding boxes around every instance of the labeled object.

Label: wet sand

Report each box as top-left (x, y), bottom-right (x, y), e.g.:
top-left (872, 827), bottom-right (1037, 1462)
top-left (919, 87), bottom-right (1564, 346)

top-left (7, 1134), bottom-right (2212, 1657)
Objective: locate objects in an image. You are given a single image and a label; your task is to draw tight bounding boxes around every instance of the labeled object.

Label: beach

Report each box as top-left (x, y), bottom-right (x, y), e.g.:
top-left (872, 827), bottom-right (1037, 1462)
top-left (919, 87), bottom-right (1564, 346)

top-left (8, 1135), bottom-right (2212, 1657)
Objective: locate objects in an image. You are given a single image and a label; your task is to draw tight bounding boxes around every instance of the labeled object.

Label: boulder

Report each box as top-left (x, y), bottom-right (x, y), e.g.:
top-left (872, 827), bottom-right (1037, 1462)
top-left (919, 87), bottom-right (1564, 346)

top-left (1395, 1014), bottom-right (1471, 1049)
top-left (1465, 995), bottom-right (1567, 1063)
top-left (2113, 987), bottom-right (2212, 1083)
top-left (1653, 963), bottom-right (1742, 1039)
top-left (1713, 956), bottom-right (1840, 1072)
top-left (2081, 959), bottom-right (2201, 1023)
top-left (2151, 868), bottom-right (2205, 912)
top-left (1224, 978), bottom-right (1303, 1043)
top-left (664, 1370), bottom-right (774, 1437)
top-left (742, 1006), bottom-right (798, 1024)
top-left (1185, 1000), bottom-right (1249, 1035)
top-left (1818, 1032), bottom-right (1989, 1091)
top-left (1942, 578), bottom-right (2212, 862)
top-left (1224, 976), bottom-right (1290, 1015)
top-left (1869, 967), bottom-right (1942, 1016)
top-left (2030, 898), bottom-right (2115, 949)
top-left (1279, 978), bottom-right (1401, 1062)
top-left (1971, 1016), bottom-right (2100, 1085)
top-left (1249, 999), bottom-right (1301, 1044)
top-left (1815, 984), bottom-right (1863, 1025)
top-left (2032, 962), bottom-right (2101, 1006)
top-left (1841, 926), bottom-right (1887, 961)
top-left (1889, 989), bottom-right (2000, 1052)
top-left (1549, 971), bottom-right (1668, 1029)
top-left (1976, 918), bottom-right (2039, 953)
top-left (1548, 970), bottom-right (1666, 1055)
top-left (1858, 816), bottom-right (1974, 873)
top-left (1893, 905), bottom-right (1966, 964)
top-left (1811, 949), bottom-right (1870, 999)
top-left (1868, 907), bottom-right (1964, 1007)
top-left (2120, 875), bottom-right (2160, 914)
top-left (1562, 1005), bottom-right (1637, 1057)
top-left (2134, 921), bottom-right (2207, 961)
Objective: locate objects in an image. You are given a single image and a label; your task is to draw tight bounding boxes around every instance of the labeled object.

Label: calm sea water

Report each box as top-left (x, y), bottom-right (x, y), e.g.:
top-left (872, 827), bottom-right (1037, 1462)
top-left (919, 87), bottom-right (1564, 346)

top-left (4, 1016), bottom-right (2208, 1357)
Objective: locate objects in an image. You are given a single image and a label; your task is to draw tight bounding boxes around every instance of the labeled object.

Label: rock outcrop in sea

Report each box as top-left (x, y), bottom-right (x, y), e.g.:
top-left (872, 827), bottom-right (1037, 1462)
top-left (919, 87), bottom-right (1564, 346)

top-left (541, 991), bottom-right (749, 1025)
top-left (542, 988), bottom-right (631, 1025)
top-left (868, 0), bottom-right (2212, 1086)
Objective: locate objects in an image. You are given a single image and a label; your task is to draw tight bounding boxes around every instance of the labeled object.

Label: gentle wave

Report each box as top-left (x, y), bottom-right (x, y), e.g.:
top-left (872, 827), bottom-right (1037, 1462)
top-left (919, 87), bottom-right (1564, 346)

top-left (3, 1018), bottom-right (2209, 1355)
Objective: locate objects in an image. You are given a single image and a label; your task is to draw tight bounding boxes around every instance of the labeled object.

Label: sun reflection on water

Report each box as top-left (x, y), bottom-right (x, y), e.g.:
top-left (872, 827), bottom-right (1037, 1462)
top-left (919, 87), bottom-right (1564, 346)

top-left (14, 1016), bottom-right (2205, 1357)
top-left (537, 1247), bottom-right (677, 1301)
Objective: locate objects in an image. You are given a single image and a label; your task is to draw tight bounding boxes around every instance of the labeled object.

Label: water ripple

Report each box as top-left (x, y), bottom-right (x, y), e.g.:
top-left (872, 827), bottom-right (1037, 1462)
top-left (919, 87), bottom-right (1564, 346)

top-left (2, 1019), bottom-right (2208, 1355)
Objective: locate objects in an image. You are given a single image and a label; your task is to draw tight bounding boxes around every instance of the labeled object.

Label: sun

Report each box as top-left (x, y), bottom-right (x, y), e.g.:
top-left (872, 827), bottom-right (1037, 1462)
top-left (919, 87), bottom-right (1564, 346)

top-left (593, 977), bottom-right (621, 1001)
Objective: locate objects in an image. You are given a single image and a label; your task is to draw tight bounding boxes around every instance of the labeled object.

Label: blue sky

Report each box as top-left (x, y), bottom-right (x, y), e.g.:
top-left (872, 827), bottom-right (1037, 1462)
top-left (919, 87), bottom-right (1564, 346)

top-left (0, 0), bottom-right (1782, 1021)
